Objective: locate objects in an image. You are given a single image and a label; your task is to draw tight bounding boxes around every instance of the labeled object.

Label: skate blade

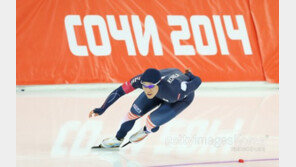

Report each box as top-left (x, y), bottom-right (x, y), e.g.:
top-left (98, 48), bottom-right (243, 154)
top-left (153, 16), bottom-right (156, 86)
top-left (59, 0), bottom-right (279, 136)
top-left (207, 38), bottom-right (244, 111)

top-left (121, 141), bottom-right (131, 148)
top-left (91, 144), bottom-right (120, 151)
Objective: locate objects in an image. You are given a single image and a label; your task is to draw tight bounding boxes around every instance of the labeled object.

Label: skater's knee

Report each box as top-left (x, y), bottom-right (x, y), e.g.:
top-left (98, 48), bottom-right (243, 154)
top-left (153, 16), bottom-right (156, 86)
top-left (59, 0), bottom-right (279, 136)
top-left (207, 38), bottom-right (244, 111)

top-left (122, 111), bottom-right (141, 122)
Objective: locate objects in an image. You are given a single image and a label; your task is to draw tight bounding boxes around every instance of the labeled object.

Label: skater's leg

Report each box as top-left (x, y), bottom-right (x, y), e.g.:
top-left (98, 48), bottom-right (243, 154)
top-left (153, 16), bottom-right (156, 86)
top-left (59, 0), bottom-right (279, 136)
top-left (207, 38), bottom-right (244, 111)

top-left (145, 92), bottom-right (195, 133)
top-left (115, 92), bottom-right (162, 140)
top-left (127, 93), bottom-right (195, 144)
top-left (115, 112), bottom-right (138, 140)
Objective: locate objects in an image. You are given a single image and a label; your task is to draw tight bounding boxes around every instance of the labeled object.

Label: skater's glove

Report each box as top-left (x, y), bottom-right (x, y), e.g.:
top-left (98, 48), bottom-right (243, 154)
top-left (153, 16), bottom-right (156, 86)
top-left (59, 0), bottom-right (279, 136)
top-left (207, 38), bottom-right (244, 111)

top-left (89, 108), bottom-right (105, 118)
top-left (185, 68), bottom-right (191, 74)
top-left (93, 108), bottom-right (105, 115)
top-left (185, 68), bottom-right (194, 79)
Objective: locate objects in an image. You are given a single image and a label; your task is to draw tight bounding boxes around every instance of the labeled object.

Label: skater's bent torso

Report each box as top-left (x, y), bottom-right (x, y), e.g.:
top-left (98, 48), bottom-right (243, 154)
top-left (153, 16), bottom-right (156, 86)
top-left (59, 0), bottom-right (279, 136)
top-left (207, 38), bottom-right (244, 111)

top-left (123, 68), bottom-right (200, 103)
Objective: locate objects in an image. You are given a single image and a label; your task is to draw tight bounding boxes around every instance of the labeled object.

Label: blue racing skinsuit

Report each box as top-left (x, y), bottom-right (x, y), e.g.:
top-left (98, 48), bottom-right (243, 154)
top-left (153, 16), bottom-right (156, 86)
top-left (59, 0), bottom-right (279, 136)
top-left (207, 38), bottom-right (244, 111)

top-left (93, 68), bottom-right (202, 140)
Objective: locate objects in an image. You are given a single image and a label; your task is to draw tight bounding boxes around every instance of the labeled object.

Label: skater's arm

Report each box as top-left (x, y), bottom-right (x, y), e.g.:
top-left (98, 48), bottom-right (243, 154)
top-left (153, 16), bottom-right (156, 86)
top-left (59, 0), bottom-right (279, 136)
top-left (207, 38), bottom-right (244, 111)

top-left (92, 74), bottom-right (142, 115)
top-left (183, 71), bottom-right (202, 93)
top-left (93, 86), bottom-right (126, 115)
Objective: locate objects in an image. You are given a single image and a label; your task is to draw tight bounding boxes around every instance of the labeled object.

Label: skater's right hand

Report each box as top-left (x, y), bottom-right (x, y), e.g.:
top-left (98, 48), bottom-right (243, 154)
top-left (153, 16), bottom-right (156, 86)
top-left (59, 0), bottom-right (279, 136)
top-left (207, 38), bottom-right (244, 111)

top-left (89, 110), bottom-right (99, 118)
top-left (89, 108), bottom-right (105, 118)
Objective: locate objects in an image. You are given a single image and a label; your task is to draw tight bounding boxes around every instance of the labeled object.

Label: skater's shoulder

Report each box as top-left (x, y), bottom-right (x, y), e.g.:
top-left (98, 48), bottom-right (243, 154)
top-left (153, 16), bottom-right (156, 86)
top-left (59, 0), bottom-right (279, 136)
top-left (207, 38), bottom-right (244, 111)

top-left (130, 74), bottom-right (142, 85)
top-left (159, 68), bottom-right (181, 74)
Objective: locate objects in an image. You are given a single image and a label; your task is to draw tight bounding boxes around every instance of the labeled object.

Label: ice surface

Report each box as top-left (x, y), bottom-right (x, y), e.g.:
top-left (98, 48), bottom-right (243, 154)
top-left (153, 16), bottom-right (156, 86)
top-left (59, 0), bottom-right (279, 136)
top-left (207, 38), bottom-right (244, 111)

top-left (16, 82), bottom-right (278, 167)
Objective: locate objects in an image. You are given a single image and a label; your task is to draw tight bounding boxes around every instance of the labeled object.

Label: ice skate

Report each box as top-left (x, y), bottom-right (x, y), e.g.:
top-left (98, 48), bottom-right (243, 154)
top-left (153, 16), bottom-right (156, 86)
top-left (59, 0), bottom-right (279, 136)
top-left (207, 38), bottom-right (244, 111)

top-left (122, 128), bottom-right (148, 147)
top-left (92, 137), bottom-right (123, 149)
top-left (130, 128), bottom-right (148, 143)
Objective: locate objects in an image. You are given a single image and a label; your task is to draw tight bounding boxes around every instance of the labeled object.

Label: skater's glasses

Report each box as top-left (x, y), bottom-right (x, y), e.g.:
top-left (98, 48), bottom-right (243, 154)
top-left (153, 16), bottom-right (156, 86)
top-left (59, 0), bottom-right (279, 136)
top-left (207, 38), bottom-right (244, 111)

top-left (141, 80), bottom-right (161, 89)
